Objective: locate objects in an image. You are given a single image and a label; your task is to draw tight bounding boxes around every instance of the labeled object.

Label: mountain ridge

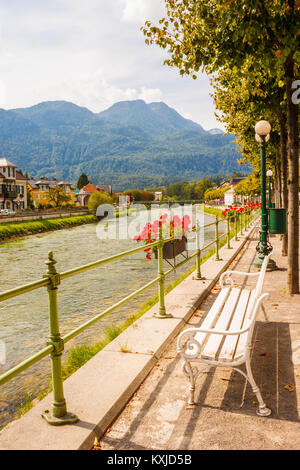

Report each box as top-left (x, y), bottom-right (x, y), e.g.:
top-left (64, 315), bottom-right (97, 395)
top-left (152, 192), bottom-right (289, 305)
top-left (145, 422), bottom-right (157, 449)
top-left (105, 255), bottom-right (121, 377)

top-left (0, 99), bottom-right (247, 190)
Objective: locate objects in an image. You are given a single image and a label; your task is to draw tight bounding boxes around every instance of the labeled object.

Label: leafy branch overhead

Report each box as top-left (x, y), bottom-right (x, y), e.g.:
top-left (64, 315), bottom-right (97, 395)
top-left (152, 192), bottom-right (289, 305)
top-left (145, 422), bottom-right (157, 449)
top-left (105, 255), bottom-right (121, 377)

top-left (142, 0), bottom-right (299, 295)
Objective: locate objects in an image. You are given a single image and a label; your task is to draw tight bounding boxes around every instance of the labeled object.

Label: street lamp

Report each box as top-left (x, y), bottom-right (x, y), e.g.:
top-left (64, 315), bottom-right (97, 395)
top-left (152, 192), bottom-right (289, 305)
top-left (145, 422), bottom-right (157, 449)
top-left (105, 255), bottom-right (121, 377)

top-left (253, 118), bottom-right (276, 270)
top-left (266, 169), bottom-right (273, 209)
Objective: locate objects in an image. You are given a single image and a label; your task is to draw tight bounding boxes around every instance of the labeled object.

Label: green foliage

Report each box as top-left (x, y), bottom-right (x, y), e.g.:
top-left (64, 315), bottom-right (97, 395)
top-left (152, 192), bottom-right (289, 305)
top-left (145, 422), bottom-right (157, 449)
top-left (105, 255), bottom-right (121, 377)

top-left (204, 185), bottom-right (230, 200)
top-left (87, 191), bottom-right (113, 214)
top-left (76, 173), bottom-right (89, 189)
top-left (48, 186), bottom-right (71, 207)
top-left (123, 189), bottom-right (154, 201)
top-left (234, 174), bottom-right (261, 196)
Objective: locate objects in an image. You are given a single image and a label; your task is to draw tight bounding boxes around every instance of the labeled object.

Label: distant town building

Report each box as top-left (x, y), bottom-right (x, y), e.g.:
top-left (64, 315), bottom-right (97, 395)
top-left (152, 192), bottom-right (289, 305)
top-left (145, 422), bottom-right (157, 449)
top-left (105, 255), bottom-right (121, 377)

top-left (154, 191), bottom-right (163, 201)
top-left (77, 183), bottom-right (112, 207)
top-left (27, 177), bottom-right (75, 207)
top-left (0, 158), bottom-right (28, 211)
top-left (224, 188), bottom-right (236, 206)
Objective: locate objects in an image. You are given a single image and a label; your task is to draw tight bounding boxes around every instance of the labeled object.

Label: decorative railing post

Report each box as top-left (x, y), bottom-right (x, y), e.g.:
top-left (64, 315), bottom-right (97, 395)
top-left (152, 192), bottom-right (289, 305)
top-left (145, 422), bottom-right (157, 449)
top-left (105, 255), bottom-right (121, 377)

top-left (234, 213), bottom-right (238, 240)
top-left (194, 222), bottom-right (203, 279)
top-left (215, 216), bottom-right (220, 261)
top-left (240, 212), bottom-right (244, 235)
top-left (153, 227), bottom-right (172, 318)
top-left (226, 213), bottom-right (231, 249)
top-left (42, 251), bottom-right (78, 425)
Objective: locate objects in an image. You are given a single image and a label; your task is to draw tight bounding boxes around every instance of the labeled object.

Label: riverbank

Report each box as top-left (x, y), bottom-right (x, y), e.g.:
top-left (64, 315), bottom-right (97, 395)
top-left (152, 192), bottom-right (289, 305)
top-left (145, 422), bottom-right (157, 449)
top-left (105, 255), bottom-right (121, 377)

top-left (0, 214), bottom-right (97, 241)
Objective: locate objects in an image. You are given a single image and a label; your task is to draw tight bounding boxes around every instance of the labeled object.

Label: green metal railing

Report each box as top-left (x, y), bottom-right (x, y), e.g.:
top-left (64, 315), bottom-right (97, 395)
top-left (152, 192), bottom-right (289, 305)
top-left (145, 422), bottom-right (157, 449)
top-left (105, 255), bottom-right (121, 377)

top-left (0, 209), bottom-right (259, 425)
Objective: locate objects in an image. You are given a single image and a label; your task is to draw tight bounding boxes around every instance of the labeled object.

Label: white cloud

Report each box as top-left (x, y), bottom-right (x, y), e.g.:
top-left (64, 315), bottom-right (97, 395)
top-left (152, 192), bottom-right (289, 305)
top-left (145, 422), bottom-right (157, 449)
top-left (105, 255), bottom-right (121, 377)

top-left (0, 1), bottom-right (221, 128)
top-left (120, 0), bottom-right (166, 22)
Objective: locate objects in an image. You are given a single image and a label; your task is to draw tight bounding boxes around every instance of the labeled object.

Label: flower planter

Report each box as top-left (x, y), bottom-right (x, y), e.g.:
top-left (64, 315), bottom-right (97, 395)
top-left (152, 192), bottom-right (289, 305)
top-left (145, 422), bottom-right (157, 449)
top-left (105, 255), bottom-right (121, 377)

top-left (155, 236), bottom-right (187, 260)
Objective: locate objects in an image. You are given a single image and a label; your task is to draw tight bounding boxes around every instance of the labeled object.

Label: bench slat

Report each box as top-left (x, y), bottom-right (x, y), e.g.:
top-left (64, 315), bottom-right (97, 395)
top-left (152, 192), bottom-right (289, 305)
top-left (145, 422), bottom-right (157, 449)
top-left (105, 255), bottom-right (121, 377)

top-left (233, 290), bottom-right (257, 360)
top-left (193, 287), bottom-right (230, 351)
top-left (217, 289), bottom-right (251, 362)
top-left (201, 288), bottom-right (241, 360)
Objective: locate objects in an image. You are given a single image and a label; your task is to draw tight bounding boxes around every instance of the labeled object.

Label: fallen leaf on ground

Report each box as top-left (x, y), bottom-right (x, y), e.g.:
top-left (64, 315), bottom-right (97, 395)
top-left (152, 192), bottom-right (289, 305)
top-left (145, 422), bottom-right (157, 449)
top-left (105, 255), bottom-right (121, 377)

top-left (252, 401), bottom-right (258, 405)
top-left (147, 350), bottom-right (154, 354)
top-left (296, 374), bottom-right (300, 379)
top-left (284, 385), bottom-right (295, 392)
top-left (92, 438), bottom-right (101, 450)
top-left (259, 353), bottom-right (271, 357)
top-left (220, 377), bottom-right (233, 382)
top-left (279, 369), bottom-right (286, 374)
top-left (164, 355), bottom-right (175, 359)
top-left (186, 405), bottom-right (196, 409)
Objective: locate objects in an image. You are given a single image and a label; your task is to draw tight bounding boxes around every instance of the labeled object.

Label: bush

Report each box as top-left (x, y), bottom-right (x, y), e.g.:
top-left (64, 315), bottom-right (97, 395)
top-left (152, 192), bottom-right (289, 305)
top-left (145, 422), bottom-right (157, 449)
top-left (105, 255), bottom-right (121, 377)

top-left (87, 192), bottom-right (113, 214)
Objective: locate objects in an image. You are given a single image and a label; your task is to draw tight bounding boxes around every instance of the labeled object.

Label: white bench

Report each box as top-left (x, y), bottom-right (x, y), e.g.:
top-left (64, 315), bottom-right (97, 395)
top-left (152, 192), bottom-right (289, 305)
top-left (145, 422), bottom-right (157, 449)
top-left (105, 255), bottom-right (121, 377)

top-left (177, 254), bottom-right (271, 417)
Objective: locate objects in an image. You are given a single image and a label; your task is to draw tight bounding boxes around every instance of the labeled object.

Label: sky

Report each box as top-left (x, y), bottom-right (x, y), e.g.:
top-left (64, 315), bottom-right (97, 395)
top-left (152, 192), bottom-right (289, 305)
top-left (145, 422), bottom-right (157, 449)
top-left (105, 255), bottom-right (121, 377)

top-left (0, 0), bottom-right (222, 130)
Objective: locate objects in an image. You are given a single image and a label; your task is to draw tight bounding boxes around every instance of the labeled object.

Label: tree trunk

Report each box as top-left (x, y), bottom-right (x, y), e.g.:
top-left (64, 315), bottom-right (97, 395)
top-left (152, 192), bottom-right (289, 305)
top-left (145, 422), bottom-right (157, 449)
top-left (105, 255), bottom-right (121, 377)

top-left (279, 105), bottom-right (288, 256)
top-left (285, 56), bottom-right (299, 294)
top-left (275, 147), bottom-right (282, 207)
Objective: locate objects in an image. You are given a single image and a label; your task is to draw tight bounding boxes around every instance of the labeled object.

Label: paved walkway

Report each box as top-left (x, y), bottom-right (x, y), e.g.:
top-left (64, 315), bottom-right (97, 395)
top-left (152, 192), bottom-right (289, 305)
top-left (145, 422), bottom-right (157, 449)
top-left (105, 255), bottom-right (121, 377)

top-left (99, 232), bottom-right (300, 450)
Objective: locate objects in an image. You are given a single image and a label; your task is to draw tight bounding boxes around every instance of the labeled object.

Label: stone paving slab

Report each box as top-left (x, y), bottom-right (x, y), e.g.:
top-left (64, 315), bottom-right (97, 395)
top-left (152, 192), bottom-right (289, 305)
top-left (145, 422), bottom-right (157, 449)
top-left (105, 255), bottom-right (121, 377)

top-left (100, 233), bottom-right (300, 450)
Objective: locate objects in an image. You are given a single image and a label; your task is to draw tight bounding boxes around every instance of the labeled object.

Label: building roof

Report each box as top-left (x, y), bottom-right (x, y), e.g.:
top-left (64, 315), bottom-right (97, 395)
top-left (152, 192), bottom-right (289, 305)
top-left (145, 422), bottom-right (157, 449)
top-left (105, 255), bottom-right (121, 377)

top-left (15, 171), bottom-right (28, 181)
top-left (0, 158), bottom-right (18, 168)
top-left (28, 178), bottom-right (74, 189)
top-left (82, 183), bottom-right (98, 194)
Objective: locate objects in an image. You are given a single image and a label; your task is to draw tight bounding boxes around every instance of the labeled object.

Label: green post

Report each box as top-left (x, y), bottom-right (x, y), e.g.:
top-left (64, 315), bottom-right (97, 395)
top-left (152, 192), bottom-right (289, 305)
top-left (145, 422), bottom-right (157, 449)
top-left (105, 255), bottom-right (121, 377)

top-left (215, 216), bottom-right (220, 261)
top-left (194, 222), bottom-right (203, 279)
top-left (234, 213), bottom-right (238, 240)
top-left (42, 252), bottom-right (78, 425)
top-left (153, 227), bottom-right (172, 318)
top-left (239, 212), bottom-right (243, 235)
top-left (227, 213), bottom-right (231, 249)
top-left (253, 132), bottom-right (276, 269)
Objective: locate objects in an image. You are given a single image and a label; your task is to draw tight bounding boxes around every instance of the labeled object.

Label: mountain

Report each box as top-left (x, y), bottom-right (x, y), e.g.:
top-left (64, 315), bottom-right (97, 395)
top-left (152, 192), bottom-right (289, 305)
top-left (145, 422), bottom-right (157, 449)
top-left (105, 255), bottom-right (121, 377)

top-left (0, 100), bottom-right (248, 191)
top-left (207, 128), bottom-right (224, 135)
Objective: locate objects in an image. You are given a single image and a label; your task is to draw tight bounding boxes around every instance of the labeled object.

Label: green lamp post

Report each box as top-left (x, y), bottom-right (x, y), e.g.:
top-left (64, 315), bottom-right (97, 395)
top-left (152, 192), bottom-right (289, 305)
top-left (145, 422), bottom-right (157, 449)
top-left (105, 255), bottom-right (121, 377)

top-left (266, 169), bottom-right (274, 209)
top-left (253, 118), bottom-right (276, 270)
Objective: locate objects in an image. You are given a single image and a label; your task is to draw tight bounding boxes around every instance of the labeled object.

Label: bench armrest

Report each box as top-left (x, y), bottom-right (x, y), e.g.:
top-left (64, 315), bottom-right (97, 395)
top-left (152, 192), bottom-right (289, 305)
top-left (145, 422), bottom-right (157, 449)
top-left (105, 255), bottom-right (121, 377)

top-left (177, 292), bottom-right (269, 352)
top-left (220, 270), bottom-right (259, 288)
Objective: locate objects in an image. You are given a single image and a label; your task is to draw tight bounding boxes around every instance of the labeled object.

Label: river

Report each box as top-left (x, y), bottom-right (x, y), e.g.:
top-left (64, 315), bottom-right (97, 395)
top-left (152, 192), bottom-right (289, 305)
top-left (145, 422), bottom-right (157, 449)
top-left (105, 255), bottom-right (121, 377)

top-left (0, 210), bottom-right (225, 428)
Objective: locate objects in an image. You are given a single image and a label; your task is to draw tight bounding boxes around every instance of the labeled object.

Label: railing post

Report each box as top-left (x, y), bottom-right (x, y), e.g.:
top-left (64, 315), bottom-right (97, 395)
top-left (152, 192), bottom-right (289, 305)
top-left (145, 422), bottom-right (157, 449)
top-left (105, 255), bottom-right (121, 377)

top-left (153, 228), bottom-right (172, 318)
top-left (234, 213), bottom-right (238, 240)
top-left (227, 213), bottom-right (231, 249)
top-left (215, 216), bottom-right (220, 261)
top-left (42, 251), bottom-right (78, 425)
top-left (194, 222), bottom-right (203, 279)
top-left (239, 212), bottom-right (243, 235)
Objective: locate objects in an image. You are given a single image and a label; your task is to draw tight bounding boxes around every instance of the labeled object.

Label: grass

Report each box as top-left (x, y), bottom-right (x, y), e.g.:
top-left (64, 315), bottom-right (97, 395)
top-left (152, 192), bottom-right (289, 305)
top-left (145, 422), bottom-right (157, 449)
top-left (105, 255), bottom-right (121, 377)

top-left (0, 214), bottom-right (97, 240)
top-left (203, 205), bottom-right (225, 219)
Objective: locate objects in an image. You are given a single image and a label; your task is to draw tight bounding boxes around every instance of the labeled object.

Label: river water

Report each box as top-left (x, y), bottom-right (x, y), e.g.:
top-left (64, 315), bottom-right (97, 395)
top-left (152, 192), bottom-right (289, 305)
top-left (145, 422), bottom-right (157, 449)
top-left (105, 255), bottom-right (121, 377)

top-left (0, 210), bottom-right (225, 428)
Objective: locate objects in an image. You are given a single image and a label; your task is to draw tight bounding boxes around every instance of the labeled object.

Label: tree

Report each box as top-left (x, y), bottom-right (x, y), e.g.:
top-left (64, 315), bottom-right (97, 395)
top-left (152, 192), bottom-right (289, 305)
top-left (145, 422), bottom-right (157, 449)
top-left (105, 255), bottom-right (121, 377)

top-left (48, 187), bottom-right (71, 207)
top-left (142, 0), bottom-right (299, 293)
top-left (235, 175), bottom-right (260, 197)
top-left (77, 173), bottom-right (89, 189)
top-left (88, 191), bottom-right (113, 215)
top-left (194, 178), bottom-right (214, 199)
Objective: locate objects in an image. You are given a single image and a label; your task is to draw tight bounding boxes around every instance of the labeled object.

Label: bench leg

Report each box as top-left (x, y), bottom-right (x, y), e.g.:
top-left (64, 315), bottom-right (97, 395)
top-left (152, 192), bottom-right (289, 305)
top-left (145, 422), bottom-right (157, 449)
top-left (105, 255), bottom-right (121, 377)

top-left (182, 362), bottom-right (211, 405)
top-left (182, 361), bottom-right (196, 405)
top-left (245, 357), bottom-right (271, 417)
